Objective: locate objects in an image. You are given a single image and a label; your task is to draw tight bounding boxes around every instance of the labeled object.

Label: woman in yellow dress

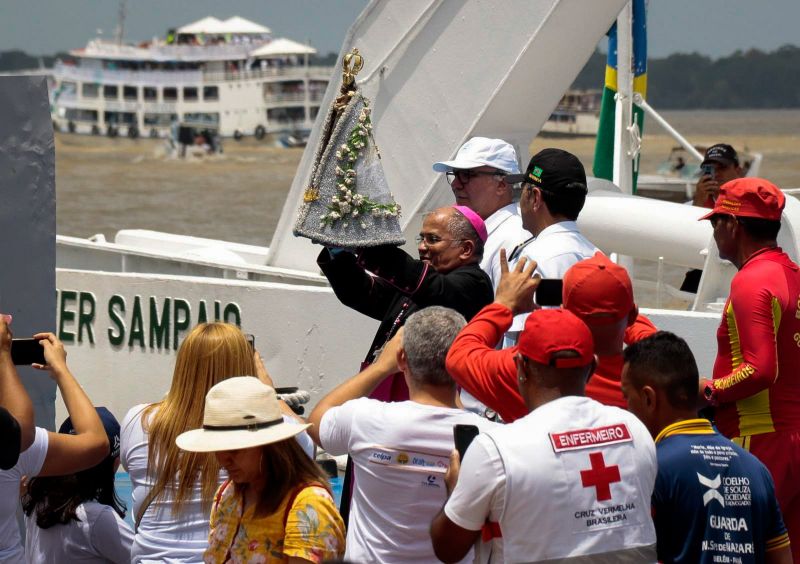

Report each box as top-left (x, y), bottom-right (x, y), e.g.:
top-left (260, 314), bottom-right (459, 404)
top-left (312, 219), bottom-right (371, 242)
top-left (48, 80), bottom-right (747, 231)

top-left (177, 376), bottom-right (345, 563)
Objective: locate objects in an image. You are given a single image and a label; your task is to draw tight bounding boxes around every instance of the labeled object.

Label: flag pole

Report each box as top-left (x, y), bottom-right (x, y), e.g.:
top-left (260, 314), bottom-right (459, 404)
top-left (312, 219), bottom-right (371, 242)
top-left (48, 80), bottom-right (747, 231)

top-left (612, 1), bottom-right (634, 196)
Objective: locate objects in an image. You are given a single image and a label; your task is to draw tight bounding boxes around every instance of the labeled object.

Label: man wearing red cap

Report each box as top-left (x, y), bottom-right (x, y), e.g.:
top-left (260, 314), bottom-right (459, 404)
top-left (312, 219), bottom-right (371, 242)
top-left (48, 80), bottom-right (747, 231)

top-left (699, 177), bottom-right (800, 559)
top-left (445, 251), bottom-right (655, 421)
top-left (431, 309), bottom-right (657, 562)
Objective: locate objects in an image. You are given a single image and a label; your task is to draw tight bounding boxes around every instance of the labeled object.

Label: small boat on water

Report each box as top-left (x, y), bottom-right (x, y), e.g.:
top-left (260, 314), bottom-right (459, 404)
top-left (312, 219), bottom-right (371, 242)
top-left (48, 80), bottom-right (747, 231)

top-left (50, 16), bottom-right (333, 140)
top-left (540, 89), bottom-right (601, 138)
top-left (638, 145), bottom-right (764, 200)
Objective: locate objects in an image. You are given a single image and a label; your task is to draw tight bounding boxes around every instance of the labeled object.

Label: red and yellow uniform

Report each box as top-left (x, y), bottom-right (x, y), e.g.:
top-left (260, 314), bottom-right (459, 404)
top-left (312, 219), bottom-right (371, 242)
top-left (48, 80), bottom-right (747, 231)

top-left (708, 246), bottom-right (800, 556)
top-left (710, 247), bottom-right (800, 437)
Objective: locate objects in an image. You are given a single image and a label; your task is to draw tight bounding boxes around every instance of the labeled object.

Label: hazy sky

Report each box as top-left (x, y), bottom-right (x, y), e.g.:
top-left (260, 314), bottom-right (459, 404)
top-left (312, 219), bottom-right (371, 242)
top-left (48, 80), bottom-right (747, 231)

top-left (1, 0), bottom-right (798, 58)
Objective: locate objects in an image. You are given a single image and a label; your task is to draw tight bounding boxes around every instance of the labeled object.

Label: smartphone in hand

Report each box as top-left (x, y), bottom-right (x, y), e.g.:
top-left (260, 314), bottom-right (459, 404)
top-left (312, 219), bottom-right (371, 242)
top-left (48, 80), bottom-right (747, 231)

top-left (700, 163), bottom-right (715, 179)
top-left (11, 339), bottom-right (45, 366)
top-left (454, 424), bottom-right (480, 461)
top-left (535, 279), bottom-right (564, 307)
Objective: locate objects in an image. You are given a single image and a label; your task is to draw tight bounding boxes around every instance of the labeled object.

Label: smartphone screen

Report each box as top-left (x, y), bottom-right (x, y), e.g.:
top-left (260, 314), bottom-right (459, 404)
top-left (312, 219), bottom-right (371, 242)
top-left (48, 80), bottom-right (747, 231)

top-left (453, 424), bottom-right (480, 461)
top-left (700, 163), bottom-right (715, 179)
top-left (535, 279), bottom-right (564, 307)
top-left (10, 339), bottom-right (45, 366)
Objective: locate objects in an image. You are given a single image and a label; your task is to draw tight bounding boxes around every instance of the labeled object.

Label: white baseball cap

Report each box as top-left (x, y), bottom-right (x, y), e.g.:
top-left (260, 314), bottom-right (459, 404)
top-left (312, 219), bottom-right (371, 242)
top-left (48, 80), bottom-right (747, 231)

top-left (433, 137), bottom-right (520, 174)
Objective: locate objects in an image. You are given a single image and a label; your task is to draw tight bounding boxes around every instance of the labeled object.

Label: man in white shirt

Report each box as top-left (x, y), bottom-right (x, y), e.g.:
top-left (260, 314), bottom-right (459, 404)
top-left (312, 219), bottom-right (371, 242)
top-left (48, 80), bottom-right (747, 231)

top-left (308, 306), bottom-right (496, 563)
top-left (433, 137), bottom-right (531, 290)
top-left (504, 148), bottom-right (599, 343)
top-left (434, 137), bottom-right (531, 416)
top-left (431, 308), bottom-right (657, 563)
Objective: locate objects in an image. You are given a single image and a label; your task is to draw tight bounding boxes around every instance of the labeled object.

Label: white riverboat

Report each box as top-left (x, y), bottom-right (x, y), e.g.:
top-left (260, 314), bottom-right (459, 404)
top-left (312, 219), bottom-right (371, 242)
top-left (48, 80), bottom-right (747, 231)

top-left (50, 16), bottom-right (333, 139)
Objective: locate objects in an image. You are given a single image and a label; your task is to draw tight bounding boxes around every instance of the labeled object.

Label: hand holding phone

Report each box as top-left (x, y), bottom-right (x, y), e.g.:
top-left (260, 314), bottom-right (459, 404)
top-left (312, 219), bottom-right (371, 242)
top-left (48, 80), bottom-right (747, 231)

top-left (453, 424), bottom-right (480, 461)
top-left (700, 163), bottom-right (715, 180)
top-left (10, 339), bottom-right (46, 366)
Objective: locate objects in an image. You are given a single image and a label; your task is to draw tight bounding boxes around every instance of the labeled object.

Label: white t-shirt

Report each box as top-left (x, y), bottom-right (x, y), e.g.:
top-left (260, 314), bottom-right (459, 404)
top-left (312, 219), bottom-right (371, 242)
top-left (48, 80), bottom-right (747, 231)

top-left (121, 403), bottom-right (314, 563)
top-left (445, 396), bottom-right (657, 563)
top-left (25, 500), bottom-right (133, 563)
top-left (480, 202), bottom-right (531, 290)
top-left (320, 397), bottom-right (497, 563)
top-left (0, 427), bottom-right (49, 564)
top-left (507, 220), bottom-right (599, 335)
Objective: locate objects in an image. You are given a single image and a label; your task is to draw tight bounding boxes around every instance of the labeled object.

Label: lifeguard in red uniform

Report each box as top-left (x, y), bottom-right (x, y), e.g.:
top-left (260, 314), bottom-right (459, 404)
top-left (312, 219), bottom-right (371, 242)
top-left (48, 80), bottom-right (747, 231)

top-left (700, 177), bottom-right (800, 560)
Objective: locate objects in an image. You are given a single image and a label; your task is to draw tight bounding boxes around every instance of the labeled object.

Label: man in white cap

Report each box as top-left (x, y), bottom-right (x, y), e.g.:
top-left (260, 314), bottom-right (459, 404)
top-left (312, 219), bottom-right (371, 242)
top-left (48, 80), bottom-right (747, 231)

top-left (433, 137), bottom-right (531, 290)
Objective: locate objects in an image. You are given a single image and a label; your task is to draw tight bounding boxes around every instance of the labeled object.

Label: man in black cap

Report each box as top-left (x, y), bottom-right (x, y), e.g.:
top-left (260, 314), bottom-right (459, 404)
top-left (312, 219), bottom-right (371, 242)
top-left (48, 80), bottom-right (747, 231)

top-left (502, 148), bottom-right (598, 344)
top-left (692, 143), bottom-right (744, 208)
top-left (682, 143), bottom-right (745, 292)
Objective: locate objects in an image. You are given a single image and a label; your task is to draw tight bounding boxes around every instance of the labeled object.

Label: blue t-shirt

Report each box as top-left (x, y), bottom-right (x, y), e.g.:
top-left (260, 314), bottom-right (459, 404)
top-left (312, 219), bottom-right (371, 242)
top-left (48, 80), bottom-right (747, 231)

top-left (653, 419), bottom-right (789, 563)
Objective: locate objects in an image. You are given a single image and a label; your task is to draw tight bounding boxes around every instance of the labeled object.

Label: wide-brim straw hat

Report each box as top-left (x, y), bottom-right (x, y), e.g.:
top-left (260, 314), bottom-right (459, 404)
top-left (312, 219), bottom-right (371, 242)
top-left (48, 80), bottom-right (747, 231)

top-left (176, 376), bottom-right (310, 453)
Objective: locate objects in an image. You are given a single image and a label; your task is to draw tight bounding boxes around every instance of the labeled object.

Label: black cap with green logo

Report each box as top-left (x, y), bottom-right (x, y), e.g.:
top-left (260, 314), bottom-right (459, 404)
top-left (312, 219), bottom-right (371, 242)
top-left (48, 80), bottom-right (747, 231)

top-left (505, 148), bottom-right (587, 196)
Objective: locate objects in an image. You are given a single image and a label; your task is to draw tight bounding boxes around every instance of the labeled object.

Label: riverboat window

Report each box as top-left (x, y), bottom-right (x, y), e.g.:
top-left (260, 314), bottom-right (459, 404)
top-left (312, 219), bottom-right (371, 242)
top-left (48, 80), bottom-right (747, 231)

top-left (183, 87), bottom-right (199, 101)
top-left (123, 86), bottom-right (138, 101)
top-left (163, 87), bottom-right (178, 101)
top-left (309, 80), bottom-right (327, 102)
top-left (182, 112), bottom-right (220, 125)
top-left (143, 87), bottom-right (157, 101)
top-left (56, 81), bottom-right (77, 101)
top-left (267, 107), bottom-right (305, 124)
top-left (82, 83), bottom-right (99, 98)
top-left (104, 111), bottom-right (136, 125)
top-left (144, 113), bottom-right (178, 126)
top-left (103, 85), bottom-right (118, 100)
top-left (203, 86), bottom-right (219, 101)
top-left (65, 108), bottom-right (98, 122)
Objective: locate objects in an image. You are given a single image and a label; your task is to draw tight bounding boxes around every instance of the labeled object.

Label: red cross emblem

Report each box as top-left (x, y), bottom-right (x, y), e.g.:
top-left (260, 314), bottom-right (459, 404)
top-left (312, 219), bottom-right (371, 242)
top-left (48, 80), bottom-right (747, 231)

top-left (580, 452), bottom-right (621, 502)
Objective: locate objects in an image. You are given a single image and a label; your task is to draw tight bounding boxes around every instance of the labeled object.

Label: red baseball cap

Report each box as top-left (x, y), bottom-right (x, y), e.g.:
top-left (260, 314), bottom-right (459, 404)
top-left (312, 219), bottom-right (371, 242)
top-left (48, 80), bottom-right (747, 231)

top-left (699, 177), bottom-right (785, 222)
top-left (562, 252), bottom-right (635, 325)
top-left (518, 309), bottom-right (594, 369)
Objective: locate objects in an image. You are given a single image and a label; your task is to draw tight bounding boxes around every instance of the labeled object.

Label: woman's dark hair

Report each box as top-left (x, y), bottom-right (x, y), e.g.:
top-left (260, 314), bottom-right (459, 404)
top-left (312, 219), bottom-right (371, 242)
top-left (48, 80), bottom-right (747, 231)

top-left (22, 456), bottom-right (125, 529)
top-left (241, 439), bottom-right (330, 517)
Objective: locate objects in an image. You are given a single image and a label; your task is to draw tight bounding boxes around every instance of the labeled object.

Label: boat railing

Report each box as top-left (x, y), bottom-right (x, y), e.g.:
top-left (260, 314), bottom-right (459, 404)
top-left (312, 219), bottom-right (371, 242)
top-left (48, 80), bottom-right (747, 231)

top-left (55, 63), bottom-right (202, 85)
top-left (79, 40), bottom-right (260, 62)
top-left (202, 66), bottom-right (333, 83)
top-left (54, 62), bottom-right (333, 86)
top-left (263, 92), bottom-right (307, 103)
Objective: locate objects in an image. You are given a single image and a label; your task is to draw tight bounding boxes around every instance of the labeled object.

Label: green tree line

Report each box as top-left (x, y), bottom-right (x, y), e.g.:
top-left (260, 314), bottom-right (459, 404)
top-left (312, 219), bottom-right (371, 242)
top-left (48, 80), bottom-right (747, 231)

top-left (572, 45), bottom-right (800, 109)
top-left (3, 44), bottom-right (799, 108)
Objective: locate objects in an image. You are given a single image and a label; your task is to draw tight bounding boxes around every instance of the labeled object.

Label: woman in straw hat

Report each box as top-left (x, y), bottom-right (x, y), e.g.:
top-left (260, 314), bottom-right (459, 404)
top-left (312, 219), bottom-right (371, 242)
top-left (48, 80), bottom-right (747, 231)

top-left (177, 376), bottom-right (345, 563)
top-left (119, 323), bottom-right (313, 562)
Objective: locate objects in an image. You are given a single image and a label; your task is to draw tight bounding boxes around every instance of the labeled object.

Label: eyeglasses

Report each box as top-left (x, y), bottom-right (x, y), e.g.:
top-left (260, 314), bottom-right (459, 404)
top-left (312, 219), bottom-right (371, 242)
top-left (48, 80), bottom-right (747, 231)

top-left (445, 169), bottom-right (505, 186)
top-left (710, 214), bottom-right (736, 228)
top-left (415, 234), bottom-right (465, 246)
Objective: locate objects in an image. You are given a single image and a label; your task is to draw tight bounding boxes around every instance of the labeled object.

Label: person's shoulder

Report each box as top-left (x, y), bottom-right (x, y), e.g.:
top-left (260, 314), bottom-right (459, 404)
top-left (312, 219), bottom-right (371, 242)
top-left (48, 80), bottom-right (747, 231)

top-left (340, 396), bottom-right (383, 413)
top-left (81, 500), bottom-right (116, 522)
top-left (292, 483), bottom-right (336, 509)
top-left (121, 403), bottom-right (153, 427)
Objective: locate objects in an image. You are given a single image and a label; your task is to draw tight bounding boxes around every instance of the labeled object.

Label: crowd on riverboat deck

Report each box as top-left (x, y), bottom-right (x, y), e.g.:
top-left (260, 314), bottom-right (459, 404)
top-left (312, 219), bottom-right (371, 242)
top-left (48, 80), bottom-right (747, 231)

top-left (1, 141), bottom-right (799, 563)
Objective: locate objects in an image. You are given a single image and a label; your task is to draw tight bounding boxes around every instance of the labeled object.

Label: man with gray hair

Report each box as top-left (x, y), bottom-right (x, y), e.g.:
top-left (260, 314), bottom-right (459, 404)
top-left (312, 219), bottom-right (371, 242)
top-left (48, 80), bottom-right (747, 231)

top-left (308, 306), bottom-right (497, 563)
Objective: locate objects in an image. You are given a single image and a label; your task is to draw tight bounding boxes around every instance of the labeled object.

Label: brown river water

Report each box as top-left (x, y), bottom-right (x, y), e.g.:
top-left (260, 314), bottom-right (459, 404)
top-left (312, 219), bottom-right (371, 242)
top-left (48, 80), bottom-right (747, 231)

top-left (56, 109), bottom-right (800, 247)
top-left (55, 108), bottom-right (800, 309)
